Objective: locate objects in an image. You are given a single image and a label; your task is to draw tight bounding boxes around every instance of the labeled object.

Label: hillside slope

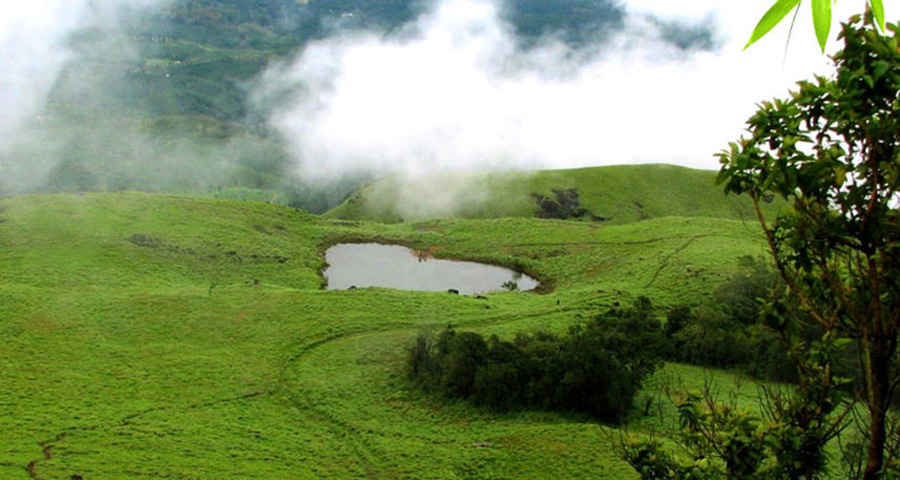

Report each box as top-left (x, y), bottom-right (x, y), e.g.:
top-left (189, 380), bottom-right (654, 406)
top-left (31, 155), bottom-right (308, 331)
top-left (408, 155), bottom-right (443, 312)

top-left (326, 164), bottom-right (782, 224)
top-left (0, 191), bottom-right (770, 479)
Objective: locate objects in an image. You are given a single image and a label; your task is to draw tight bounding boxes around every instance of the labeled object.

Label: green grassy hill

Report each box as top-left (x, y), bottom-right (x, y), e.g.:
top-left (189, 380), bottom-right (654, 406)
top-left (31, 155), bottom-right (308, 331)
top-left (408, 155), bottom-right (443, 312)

top-left (326, 164), bottom-right (781, 224)
top-left (0, 189), bottom-right (774, 479)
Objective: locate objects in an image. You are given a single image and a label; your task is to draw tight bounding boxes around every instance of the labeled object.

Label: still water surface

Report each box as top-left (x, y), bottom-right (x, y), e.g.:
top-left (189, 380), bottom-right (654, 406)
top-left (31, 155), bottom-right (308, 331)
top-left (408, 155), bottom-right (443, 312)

top-left (324, 243), bottom-right (539, 294)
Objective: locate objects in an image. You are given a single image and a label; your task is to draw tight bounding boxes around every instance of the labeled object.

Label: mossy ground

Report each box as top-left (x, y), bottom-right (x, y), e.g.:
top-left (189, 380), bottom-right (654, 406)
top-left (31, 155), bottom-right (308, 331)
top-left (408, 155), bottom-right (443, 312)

top-left (1, 189), bottom-right (776, 479)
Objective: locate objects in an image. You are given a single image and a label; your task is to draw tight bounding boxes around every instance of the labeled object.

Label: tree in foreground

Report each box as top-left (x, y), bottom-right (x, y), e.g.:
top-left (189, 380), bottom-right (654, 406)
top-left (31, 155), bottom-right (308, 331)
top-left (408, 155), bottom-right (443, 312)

top-left (719, 14), bottom-right (900, 479)
top-left (625, 15), bottom-right (900, 480)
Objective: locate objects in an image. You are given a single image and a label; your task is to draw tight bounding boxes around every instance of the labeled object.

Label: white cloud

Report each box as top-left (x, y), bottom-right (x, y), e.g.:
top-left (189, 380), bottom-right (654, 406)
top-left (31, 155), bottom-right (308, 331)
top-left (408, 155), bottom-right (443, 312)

top-left (0, 1), bottom-right (85, 140)
top-left (0, 0), bottom-right (172, 190)
top-left (261, 0), bottom-right (897, 186)
top-left (0, 0), bottom-right (173, 139)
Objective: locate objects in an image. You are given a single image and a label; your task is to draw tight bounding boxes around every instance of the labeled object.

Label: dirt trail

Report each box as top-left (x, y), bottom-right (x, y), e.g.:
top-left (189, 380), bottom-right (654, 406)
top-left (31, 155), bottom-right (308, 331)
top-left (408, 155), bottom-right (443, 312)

top-left (645, 237), bottom-right (700, 288)
top-left (271, 302), bottom-right (585, 479)
top-left (26, 433), bottom-right (66, 480)
top-left (24, 391), bottom-right (266, 479)
top-left (23, 297), bottom-right (579, 479)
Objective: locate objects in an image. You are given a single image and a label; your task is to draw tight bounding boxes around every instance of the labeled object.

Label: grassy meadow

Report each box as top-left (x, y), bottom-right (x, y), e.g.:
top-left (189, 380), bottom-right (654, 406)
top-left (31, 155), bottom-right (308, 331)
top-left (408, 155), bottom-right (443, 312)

top-left (326, 164), bottom-right (778, 224)
top-left (0, 169), bottom-right (785, 479)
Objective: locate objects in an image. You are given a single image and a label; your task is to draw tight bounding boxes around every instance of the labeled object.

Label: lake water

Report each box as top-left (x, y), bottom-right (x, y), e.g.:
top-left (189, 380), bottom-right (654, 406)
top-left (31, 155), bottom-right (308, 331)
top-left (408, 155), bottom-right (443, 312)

top-left (324, 243), bottom-right (539, 294)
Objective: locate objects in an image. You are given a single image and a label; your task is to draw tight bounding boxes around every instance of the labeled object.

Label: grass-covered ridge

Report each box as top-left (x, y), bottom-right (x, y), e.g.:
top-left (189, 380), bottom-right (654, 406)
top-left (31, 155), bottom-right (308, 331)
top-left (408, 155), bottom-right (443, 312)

top-left (0, 189), bottom-right (772, 479)
top-left (326, 164), bottom-right (781, 224)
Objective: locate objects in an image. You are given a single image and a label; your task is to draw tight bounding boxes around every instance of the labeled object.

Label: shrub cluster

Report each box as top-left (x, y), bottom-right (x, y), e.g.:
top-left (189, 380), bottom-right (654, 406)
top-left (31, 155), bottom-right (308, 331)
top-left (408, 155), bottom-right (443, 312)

top-left (408, 299), bottom-right (667, 423)
top-left (664, 256), bottom-right (799, 381)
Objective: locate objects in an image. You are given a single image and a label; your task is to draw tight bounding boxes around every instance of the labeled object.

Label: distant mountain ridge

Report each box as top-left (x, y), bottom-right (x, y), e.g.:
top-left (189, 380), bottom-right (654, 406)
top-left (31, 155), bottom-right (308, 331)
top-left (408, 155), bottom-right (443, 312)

top-left (325, 164), bottom-right (783, 224)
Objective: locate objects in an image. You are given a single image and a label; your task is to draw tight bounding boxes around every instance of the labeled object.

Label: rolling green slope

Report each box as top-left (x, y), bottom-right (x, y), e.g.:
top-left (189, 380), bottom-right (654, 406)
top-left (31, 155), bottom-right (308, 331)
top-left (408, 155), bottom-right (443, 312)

top-left (0, 191), bottom-right (770, 479)
top-left (326, 164), bottom-right (782, 224)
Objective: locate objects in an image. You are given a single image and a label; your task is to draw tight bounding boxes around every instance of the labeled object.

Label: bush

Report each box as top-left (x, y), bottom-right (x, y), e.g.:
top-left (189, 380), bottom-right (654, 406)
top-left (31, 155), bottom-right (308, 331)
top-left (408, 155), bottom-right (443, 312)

top-left (666, 256), bottom-right (792, 376)
top-left (665, 256), bottom-right (861, 385)
top-left (408, 298), bottom-right (668, 423)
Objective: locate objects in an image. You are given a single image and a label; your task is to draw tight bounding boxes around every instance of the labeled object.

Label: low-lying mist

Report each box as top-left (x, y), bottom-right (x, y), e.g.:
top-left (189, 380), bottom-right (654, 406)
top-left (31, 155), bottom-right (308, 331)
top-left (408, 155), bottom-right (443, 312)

top-left (0, 0), bottom-right (307, 203)
top-left (253, 0), bottom-right (868, 217)
top-left (260, 0), bottom-right (859, 180)
top-left (0, 0), bottom-right (890, 217)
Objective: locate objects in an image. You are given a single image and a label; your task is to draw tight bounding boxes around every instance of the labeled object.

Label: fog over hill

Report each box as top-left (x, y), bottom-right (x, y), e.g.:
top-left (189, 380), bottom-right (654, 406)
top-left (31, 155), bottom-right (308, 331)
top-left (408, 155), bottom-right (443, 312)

top-left (258, 0), bottom-right (863, 183)
top-left (0, 0), bottom-right (892, 211)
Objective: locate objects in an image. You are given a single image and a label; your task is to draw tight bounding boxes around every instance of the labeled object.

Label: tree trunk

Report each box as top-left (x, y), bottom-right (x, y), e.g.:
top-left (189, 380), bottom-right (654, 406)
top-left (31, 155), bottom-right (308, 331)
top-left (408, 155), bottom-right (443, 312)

top-left (863, 340), bottom-right (890, 480)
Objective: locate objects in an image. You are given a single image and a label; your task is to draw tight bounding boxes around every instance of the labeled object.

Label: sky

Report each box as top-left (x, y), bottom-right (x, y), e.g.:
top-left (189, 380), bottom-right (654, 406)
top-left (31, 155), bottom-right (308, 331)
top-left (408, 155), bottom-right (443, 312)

top-left (259, 0), bottom-right (895, 183)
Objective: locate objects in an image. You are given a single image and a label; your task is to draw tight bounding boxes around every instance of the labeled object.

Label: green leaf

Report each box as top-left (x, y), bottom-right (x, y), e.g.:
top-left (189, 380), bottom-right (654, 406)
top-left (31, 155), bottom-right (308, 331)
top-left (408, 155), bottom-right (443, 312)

top-left (745, 0), bottom-right (802, 50)
top-left (863, 74), bottom-right (874, 88)
top-left (873, 60), bottom-right (890, 80)
top-left (812, 0), bottom-right (832, 52)
top-left (834, 338), bottom-right (853, 348)
top-left (870, 0), bottom-right (885, 32)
